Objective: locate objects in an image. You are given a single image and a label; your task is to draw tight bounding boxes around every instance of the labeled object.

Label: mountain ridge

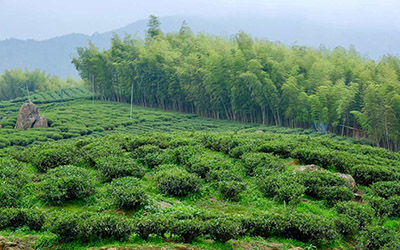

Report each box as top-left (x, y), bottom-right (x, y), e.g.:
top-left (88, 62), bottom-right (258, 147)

top-left (1, 15), bottom-right (399, 78)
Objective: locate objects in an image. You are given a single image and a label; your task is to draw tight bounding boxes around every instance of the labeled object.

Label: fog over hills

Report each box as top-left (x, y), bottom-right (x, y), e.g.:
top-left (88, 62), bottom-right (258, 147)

top-left (1, 15), bottom-right (399, 78)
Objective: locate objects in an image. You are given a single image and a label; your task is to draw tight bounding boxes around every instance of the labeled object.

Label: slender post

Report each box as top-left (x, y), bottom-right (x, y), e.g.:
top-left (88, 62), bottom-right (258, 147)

top-left (25, 83), bottom-right (31, 102)
top-left (130, 81), bottom-right (134, 118)
top-left (60, 89), bottom-right (63, 106)
top-left (91, 74), bottom-right (95, 104)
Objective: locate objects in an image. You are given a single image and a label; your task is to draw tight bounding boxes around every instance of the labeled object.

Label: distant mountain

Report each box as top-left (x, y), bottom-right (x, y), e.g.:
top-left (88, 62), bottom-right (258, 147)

top-left (1, 16), bottom-right (399, 78)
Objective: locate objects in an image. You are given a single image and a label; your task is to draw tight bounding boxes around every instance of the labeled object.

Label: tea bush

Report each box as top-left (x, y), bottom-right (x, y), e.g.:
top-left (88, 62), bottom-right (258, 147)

top-left (259, 174), bottom-right (305, 204)
top-left (30, 143), bottom-right (80, 172)
top-left (370, 181), bottom-right (400, 198)
top-left (0, 208), bottom-right (45, 231)
top-left (96, 156), bottom-right (146, 181)
top-left (40, 165), bottom-right (95, 204)
top-left (109, 177), bottom-right (148, 209)
top-left (335, 201), bottom-right (375, 234)
top-left (168, 218), bottom-right (204, 243)
top-left (218, 181), bottom-right (245, 201)
top-left (155, 167), bottom-right (201, 197)
top-left (241, 152), bottom-right (285, 176)
top-left (357, 225), bottom-right (400, 250)
top-left (205, 217), bottom-right (243, 243)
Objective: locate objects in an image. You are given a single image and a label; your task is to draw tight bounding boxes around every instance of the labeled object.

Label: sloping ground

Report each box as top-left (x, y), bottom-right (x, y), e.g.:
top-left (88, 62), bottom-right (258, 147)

top-left (1, 129), bottom-right (400, 249)
top-left (0, 99), bottom-right (362, 151)
top-left (1, 99), bottom-right (400, 249)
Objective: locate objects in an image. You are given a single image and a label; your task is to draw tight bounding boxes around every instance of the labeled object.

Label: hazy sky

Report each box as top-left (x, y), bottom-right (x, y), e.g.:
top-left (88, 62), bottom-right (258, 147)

top-left (1, 0), bottom-right (399, 40)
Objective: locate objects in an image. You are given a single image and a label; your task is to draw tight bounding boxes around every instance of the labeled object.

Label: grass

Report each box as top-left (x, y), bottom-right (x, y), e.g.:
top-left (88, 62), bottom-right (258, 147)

top-left (2, 99), bottom-right (400, 249)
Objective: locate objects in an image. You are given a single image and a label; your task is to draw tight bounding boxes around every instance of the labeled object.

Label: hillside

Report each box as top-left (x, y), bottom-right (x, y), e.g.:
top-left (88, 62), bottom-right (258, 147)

top-left (1, 16), bottom-right (400, 78)
top-left (1, 99), bottom-right (400, 249)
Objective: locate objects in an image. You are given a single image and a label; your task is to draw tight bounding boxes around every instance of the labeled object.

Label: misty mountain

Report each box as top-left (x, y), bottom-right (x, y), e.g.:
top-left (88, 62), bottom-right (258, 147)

top-left (1, 16), bottom-right (399, 78)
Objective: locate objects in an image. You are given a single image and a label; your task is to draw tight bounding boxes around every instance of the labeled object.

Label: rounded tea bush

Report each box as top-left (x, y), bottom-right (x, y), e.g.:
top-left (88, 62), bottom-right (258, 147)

top-left (40, 165), bottom-right (96, 204)
top-left (109, 177), bottom-right (148, 209)
top-left (205, 217), bottom-right (243, 243)
top-left (96, 156), bottom-right (146, 182)
top-left (31, 143), bottom-right (79, 172)
top-left (218, 181), bottom-right (245, 201)
top-left (155, 167), bottom-right (201, 197)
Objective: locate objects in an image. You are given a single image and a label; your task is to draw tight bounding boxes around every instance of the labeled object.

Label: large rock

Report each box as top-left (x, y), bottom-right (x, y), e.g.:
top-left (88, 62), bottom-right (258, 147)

top-left (33, 116), bottom-right (48, 128)
top-left (14, 102), bottom-right (48, 129)
top-left (335, 173), bottom-right (357, 191)
top-left (294, 164), bottom-right (357, 191)
top-left (294, 164), bottom-right (324, 173)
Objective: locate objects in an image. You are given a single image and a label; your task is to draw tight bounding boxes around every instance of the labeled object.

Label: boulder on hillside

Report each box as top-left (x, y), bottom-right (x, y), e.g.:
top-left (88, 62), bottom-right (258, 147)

top-left (335, 173), bottom-right (357, 191)
top-left (14, 102), bottom-right (48, 130)
top-left (294, 164), bottom-right (357, 191)
top-left (33, 116), bottom-right (49, 128)
top-left (294, 164), bottom-right (324, 173)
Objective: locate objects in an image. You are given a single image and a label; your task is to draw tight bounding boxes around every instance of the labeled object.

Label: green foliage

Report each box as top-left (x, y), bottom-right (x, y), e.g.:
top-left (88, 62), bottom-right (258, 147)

top-left (30, 143), bottom-right (80, 172)
top-left (0, 208), bottom-right (45, 231)
top-left (218, 181), bottom-right (245, 201)
top-left (0, 69), bottom-right (82, 101)
top-left (168, 218), bottom-right (204, 243)
top-left (79, 213), bottom-right (136, 241)
top-left (45, 211), bottom-right (135, 242)
top-left (335, 201), bottom-right (375, 235)
top-left (109, 177), bottom-right (148, 209)
top-left (96, 156), bottom-right (146, 181)
top-left (357, 225), bottom-right (400, 250)
top-left (351, 165), bottom-right (396, 185)
top-left (136, 214), bottom-right (170, 240)
top-left (155, 167), bottom-right (201, 197)
top-left (133, 145), bottom-right (175, 168)
top-left (296, 170), bottom-right (353, 204)
top-left (205, 217), bottom-right (243, 243)
top-left (40, 165), bottom-right (95, 204)
top-left (241, 152), bottom-right (285, 176)
top-left (370, 181), bottom-right (400, 198)
top-left (259, 174), bottom-right (305, 204)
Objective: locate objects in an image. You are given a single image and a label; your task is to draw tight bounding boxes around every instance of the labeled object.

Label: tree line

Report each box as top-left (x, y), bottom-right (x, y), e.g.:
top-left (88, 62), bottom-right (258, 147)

top-left (0, 69), bottom-right (82, 101)
top-left (72, 16), bottom-right (400, 151)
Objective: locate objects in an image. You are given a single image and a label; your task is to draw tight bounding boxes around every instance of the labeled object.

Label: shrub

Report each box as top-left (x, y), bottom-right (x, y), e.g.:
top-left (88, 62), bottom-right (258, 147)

top-left (218, 181), bottom-right (245, 201)
top-left (134, 145), bottom-right (176, 168)
top-left (335, 201), bottom-right (375, 234)
top-left (357, 225), bottom-right (400, 250)
top-left (81, 138), bottom-right (126, 165)
top-left (30, 143), bottom-right (79, 172)
top-left (136, 214), bottom-right (171, 240)
top-left (109, 177), bottom-right (148, 209)
top-left (96, 156), bottom-right (146, 182)
top-left (0, 208), bottom-right (45, 231)
top-left (366, 195), bottom-right (392, 217)
top-left (259, 174), bottom-right (305, 204)
top-left (246, 212), bottom-right (290, 238)
top-left (241, 152), bottom-right (285, 176)
top-left (0, 182), bottom-right (20, 207)
top-left (370, 181), bottom-right (400, 198)
top-left (284, 212), bottom-right (338, 243)
top-left (206, 168), bottom-right (243, 182)
top-left (44, 211), bottom-right (81, 241)
top-left (40, 165), bottom-right (95, 204)
top-left (296, 171), bottom-right (349, 198)
top-left (168, 218), bottom-right (204, 243)
top-left (0, 158), bottom-right (32, 186)
top-left (318, 186), bottom-right (354, 205)
top-left (275, 182), bottom-right (306, 204)
top-left (205, 217), bottom-right (243, 243)
top-left (79, 213), bottom-right (136, 241)
top-left (351, 165), bottom-right (395, 186)
top-left (173, 145), bottom-right (205, 165)
top-left (155, 167), bottom-right (201, 197)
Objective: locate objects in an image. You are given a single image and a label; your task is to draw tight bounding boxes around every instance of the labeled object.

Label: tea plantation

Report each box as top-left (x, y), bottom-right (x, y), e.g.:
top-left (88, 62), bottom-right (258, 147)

top-left (1, 99), bottom-right (400, 249)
